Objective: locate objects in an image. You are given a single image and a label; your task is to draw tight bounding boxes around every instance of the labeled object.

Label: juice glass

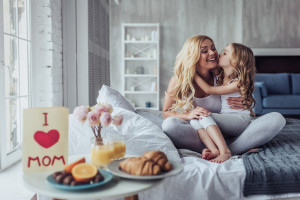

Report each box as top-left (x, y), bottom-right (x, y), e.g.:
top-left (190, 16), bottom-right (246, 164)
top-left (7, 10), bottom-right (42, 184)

top-left (110, 134), bottom-right (126, 160)
top-left (91, 138), bottom-right (114, 168)
top-left (113, 141), bottom-right (126, 160)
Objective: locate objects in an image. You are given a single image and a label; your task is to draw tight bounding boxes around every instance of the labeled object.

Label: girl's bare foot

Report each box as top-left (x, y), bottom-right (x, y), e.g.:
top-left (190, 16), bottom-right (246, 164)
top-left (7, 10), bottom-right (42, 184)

top-left (210, 151), bottom-right (231, 164)
top-left (246, 148), bottom-right (259, 153)
top-left (202, 148), bottom-right (219, 160)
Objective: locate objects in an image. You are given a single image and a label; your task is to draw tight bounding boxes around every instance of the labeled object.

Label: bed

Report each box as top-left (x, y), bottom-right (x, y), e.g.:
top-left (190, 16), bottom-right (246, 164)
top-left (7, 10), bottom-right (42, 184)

top-left (40, 85), bottom-right (300, 200)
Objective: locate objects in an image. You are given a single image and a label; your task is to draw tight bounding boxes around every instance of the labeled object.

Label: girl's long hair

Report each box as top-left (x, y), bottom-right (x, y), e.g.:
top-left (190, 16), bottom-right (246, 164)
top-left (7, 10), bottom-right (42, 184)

top-left (217, 43), bottom-right (256, 116)
top-left (168, 35), bottom-right (214, 112)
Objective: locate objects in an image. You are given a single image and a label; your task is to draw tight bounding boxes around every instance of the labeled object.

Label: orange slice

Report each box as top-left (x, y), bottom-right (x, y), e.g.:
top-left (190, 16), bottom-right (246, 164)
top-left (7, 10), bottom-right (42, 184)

top-left (64, 157), bottom-right (85, 173)
top-left (71, 163), bottom-right (97, 182)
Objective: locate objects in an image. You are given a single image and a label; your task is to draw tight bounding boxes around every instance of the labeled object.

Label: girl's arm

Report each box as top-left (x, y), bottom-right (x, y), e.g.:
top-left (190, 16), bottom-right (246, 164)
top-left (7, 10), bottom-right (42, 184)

top-left (194, 73), bottom-right (239, 95)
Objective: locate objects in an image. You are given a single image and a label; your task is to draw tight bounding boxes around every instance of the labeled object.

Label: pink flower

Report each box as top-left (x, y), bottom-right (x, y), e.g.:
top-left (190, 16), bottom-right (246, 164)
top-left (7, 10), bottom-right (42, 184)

top-left (113, 114), bottom-right (123, 126)
top-left (73, 105), bottom-right (89, 122)
top-left (100, 112), bottom-right (112, 126)
top-left (106, 104), bottom-right (113, 113)
top-left (87, 111), bottom-right (100, 126)
top-left (95, 104), bottom-right (108, 115)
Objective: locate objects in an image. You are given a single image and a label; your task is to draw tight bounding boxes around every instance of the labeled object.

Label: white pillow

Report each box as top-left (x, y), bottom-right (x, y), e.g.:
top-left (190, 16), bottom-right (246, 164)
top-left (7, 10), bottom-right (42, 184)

top-left (97, 85), bottom-right (136, 112)
top-left (106, 107), bottom-right (180, 162)
top-left (68, 107), bottom-right (180, 162)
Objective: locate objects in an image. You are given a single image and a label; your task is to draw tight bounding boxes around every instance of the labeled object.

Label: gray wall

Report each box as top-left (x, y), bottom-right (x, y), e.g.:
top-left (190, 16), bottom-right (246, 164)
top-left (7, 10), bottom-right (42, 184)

top-left (110, 0), bottom-right (300, 110)
top-left (243, 0), bottom-right (300, 48)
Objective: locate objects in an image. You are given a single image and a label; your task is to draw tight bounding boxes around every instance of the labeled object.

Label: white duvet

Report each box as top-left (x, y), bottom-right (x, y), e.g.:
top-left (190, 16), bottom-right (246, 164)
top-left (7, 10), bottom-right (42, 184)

top-left (39, 107), bottom-right (300, 200)
top-left (141, 156), bottom-right (300, 200)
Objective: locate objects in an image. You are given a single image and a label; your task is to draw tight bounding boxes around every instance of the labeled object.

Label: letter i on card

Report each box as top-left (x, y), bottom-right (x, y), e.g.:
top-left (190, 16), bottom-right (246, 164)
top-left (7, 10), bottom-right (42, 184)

top-left (23, 107), bottom-right (69, 173)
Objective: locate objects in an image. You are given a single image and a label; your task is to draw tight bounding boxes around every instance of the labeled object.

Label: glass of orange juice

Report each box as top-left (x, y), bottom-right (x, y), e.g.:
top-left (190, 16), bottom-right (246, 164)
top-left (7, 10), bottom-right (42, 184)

top-left (110, 134), bottom-right (126, 160)
top-left (91, 137), bottom-right (114, 168)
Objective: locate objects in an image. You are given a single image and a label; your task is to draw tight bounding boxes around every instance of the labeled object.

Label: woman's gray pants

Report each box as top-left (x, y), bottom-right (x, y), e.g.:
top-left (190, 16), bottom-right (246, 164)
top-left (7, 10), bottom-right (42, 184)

top-left (162, 112), bottom-right (286, 155)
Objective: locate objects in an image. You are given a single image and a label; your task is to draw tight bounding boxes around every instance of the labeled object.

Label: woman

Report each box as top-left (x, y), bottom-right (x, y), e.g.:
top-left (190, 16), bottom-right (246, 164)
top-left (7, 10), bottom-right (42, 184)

top-left (162, 35), bottom-right (286, 156)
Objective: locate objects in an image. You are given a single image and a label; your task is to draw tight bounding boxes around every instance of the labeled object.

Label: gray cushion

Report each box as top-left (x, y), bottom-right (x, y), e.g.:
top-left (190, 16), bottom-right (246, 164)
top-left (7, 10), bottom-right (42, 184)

top-left (255, 73), bottom-right (290, 94)
top-left (136, 108), bottom-right (164, 129)
top-left (291, 74), bottom-right (300, 94)
top-left (262, 95), bottom-right (300, 108)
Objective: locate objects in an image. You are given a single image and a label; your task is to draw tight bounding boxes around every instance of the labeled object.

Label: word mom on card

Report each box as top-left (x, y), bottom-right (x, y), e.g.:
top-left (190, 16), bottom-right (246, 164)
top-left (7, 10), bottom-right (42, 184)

top-left (23, 107), bottom-right (69, 173)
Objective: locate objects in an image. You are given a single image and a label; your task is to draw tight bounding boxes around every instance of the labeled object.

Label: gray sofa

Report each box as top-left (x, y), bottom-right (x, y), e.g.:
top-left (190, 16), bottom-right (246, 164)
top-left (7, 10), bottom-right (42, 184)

top-left (253, 73), bottom-right (300, 115)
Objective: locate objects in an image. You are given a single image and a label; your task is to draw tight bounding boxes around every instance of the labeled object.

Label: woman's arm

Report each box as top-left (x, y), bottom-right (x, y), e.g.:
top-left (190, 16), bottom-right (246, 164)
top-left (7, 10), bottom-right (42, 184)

top-left (227, 97), bottom-right (245, 109)
top-left (194, 73), bottom-right (239, 95)
top-left (163, 77), bottom-right (210, 120)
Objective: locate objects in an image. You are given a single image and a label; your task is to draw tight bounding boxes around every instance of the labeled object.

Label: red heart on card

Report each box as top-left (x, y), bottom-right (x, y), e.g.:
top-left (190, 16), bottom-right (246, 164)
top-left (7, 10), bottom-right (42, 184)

top-left (34, 129), bottom-right (60, 149)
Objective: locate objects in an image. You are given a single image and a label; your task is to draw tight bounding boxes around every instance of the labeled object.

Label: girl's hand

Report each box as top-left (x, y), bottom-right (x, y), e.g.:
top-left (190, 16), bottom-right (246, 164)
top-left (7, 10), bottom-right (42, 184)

top-left (187, 107), bottom-right (211, 120)
top-left (227, 97), bottom-right (244, 109)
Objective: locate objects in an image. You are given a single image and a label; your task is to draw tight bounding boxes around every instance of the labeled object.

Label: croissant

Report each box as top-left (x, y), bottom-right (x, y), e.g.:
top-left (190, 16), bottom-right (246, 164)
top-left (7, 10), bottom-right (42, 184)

top-left (119, 157), bottom-right (161, 176)
top-left (142, 151), bottom-right (172, 171)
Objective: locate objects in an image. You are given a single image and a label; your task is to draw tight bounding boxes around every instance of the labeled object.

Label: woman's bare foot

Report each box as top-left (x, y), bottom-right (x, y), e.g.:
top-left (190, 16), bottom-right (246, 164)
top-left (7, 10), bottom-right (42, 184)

top-left (210, 151), bottom-right (231, 164)
top-left (202, 148), bottom-right (219, 160)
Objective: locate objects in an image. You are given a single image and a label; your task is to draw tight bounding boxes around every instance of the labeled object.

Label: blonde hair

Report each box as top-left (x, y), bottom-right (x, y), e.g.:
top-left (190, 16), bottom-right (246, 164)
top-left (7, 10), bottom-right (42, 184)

top-left (168, 35), bottom-right (214, 112)
top-left (217, 43), bottom-right (256, 116)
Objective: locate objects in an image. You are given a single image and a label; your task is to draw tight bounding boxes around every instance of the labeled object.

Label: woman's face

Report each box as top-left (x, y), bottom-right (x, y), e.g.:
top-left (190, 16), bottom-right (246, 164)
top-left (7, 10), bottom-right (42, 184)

top-left (198, 39), bottom-right (218, 71)
top-left (218, 44), bottom-right (233, 69)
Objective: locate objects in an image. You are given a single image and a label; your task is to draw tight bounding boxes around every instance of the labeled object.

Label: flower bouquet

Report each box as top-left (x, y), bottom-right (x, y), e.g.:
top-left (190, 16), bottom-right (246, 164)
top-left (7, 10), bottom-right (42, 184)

top-left (73, 103), bottom-right (124, 167)
top-left (73, 103), bottom-right (123, 142)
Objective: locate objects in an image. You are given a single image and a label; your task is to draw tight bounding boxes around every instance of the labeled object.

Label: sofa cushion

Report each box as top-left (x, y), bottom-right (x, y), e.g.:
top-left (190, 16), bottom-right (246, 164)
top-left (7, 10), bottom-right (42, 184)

top-left (262, 95), bottom-right (300, 108)
top-left (254, 82), bottom-right (268, 97)
top-left (255, 73), bottom-right (290, 94)
top-left (291, 74), bottom-right (300, 94)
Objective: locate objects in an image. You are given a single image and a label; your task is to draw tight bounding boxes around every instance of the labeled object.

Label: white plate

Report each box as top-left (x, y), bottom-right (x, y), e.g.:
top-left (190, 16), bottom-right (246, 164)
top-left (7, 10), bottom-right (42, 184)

top-left (107, 159), bottom-right (183, 180)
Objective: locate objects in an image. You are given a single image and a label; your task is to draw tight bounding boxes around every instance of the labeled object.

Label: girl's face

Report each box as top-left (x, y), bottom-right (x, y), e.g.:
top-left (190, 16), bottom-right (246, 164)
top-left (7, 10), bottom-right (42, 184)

top-left (219, 44), bottom-right (233, 69)
top-left (198, 39), bottom-right (218, 71)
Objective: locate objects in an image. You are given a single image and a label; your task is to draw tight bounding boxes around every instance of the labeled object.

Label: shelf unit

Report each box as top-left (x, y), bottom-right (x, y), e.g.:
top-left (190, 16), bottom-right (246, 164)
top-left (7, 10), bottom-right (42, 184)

top-left (122, 23), bottom-right (160, 110)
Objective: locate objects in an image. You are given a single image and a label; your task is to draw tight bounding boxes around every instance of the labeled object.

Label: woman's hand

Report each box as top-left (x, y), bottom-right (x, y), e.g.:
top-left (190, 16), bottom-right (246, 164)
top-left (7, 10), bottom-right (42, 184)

top-left (227, 97), bottom-right (244, 109)
top-left (187, 107), bottom-right (211, 120)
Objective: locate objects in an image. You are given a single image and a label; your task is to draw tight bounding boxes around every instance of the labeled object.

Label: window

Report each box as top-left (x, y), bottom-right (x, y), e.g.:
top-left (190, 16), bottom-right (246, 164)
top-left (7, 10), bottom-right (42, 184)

top-left (0, 0), bottom-right (31, 170)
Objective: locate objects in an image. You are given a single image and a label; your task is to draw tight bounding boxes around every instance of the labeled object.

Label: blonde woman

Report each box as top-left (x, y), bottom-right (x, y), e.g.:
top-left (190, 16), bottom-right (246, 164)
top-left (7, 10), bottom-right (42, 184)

top-left (162, 35), bottom-right (286, 161)
top-left (191, 43), bottom-right (256, 163)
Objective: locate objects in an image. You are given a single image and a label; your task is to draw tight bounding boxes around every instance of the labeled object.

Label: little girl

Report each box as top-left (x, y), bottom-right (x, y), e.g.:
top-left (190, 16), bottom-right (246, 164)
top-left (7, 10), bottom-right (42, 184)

top-left (191, 43), bottom-right (256, 163)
